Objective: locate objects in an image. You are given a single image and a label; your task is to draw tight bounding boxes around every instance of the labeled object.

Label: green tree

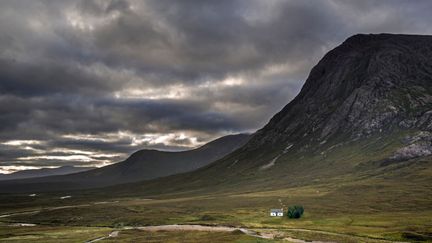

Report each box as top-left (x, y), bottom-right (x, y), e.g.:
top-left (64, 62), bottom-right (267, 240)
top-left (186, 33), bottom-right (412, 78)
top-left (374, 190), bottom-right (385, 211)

top-left (287, 205), bottom-right (304, 219)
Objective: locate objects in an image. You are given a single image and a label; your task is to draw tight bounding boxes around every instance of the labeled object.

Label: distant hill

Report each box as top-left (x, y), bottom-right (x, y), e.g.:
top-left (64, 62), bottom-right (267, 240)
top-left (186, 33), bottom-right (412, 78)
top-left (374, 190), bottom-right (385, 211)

top-left (0, 166), bottom-right (95, 181)
top-left (0, 134), bottom-right (250, 192)
top-left (64, 133), bottom-right (251, 186)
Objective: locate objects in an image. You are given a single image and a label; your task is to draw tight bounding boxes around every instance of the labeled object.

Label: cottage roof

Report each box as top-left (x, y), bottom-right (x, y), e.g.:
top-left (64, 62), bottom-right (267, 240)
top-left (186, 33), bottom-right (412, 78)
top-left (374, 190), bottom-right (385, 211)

top-left (270, 209), bottom-right (283, 213)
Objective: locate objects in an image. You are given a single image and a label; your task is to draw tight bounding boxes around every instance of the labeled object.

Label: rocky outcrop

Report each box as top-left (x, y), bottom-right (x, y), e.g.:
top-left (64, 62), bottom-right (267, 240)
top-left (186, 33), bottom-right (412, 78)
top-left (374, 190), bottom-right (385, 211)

top-left (391, 144), bottom-right (432, 161)
top-left (390, 131), bottom-right (432, 161)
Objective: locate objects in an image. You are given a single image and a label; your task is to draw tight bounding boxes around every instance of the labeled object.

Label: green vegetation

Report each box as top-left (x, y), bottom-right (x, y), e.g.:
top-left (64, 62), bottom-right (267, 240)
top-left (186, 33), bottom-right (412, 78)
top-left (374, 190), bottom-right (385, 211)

top-left (287, 205), bottom-right (304, 219)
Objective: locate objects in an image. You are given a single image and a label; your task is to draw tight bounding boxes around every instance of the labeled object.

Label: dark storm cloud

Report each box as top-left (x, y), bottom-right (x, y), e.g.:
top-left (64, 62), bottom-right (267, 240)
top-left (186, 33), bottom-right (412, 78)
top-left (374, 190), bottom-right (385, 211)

top-left (1, 0), bottom-right (432, 171)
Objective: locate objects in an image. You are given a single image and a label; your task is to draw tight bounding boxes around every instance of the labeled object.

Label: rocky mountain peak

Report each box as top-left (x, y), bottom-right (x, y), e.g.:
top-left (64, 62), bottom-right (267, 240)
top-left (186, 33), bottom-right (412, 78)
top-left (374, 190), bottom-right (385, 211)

top-left (247, 34), bottom-right (432, 150)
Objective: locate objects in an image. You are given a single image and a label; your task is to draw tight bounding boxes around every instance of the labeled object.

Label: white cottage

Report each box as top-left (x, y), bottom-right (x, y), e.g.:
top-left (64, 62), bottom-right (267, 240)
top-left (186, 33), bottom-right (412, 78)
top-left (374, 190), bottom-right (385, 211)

top-left (270, 209), bottom-right (283, 217)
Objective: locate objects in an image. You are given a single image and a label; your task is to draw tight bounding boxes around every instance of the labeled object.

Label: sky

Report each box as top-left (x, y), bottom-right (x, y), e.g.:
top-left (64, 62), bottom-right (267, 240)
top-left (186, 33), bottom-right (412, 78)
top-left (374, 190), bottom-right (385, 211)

top-left (1, 0), bottom-right (432, 173)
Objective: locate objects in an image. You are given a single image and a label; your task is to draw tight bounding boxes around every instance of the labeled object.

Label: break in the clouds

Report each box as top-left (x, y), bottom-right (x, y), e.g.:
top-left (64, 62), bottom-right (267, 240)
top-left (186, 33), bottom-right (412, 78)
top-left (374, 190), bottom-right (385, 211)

top-left (1, 0), bottom-right (432, 172)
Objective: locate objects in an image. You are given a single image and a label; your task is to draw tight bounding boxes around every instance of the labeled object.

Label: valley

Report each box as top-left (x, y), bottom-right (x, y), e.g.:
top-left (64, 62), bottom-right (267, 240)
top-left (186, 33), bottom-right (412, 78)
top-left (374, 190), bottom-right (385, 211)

top-left (1, 185), bottom-right (431, 242)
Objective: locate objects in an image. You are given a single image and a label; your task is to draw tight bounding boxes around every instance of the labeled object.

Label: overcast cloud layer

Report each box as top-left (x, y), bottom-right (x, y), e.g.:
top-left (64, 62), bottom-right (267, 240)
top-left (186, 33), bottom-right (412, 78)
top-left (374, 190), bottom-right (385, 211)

top-left (1, 0), bottom-right (432, 173)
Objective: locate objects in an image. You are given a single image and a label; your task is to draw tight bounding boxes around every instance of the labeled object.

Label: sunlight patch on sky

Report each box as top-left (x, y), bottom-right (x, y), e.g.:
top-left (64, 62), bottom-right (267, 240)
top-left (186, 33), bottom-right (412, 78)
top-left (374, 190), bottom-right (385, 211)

top-left (62, 131), bottom-right (203, 148)
top-left (2, 140), bottom-right (43, 146)
top-left (17, 155), bottom-right (95, 162)
top-left (0, 165), bottom-right (57, 174)
top-left (114, 84), bottom-right (187, 100)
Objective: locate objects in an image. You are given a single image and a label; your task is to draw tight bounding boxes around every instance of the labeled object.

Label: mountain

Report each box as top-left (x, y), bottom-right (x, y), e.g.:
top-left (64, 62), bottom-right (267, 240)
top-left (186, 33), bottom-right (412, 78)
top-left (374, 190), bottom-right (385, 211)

top-left (0, 133), bottom-right (250, 192)
top-left (109, 34), bottom-right (432, 197)
top-left (0, 166), bottom-right (95, 181)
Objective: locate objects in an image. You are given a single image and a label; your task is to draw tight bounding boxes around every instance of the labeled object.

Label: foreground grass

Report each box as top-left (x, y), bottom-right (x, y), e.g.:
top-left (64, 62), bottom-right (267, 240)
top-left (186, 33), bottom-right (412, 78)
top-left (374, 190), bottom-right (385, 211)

top-left (0, 225), bottom-right (111, 242)
top-left (1, 175), bottom-right (432, 242)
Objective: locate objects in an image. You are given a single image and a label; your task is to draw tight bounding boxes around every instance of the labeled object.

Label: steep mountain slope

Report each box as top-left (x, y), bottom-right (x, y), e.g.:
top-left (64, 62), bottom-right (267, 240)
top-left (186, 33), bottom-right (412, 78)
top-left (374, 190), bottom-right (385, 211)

top-left (0, 166), bottom-right (95, 181)
top-left (0, 134), bottom-right (250, 192)
top-left (247, 33), bottom-right (432, 150)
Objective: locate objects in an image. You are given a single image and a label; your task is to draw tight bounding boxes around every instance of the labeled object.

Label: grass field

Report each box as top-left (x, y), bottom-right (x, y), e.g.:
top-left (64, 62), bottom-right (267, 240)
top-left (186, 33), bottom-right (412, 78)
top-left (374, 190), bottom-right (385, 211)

top-left (1, 171), bottom-right (431, 242)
